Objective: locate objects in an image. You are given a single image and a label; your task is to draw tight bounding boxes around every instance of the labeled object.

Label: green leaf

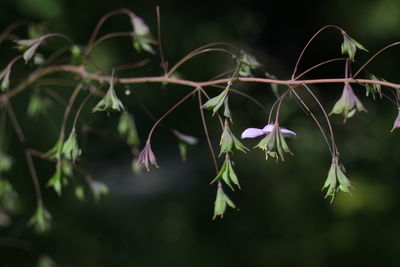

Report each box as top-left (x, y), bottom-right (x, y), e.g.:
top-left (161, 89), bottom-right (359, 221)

top-left (75, 185), bottom-right (86, 201)
top-left (27, 92), bottom-right (51, 118)
top-left (202, 89), bottom-right (228, 116)
top-left (178, 142), bottom-right (188, 162)
top-left (341, 32), bottom-right (368, 61)
top-left (118, 112), bottom-right (140, 146)
top-left (213, 185), bottom-right (236, 219)
top-left (37, 255), bottom-right (57, 267)
top-left (237, 52), bottom-right (261, 77)
top-left (219, 122), bottom-right (248, 156)
top-left (29, 204), bottom-right (52, 234)
top-left (211, 156), bottom-right (241, 190)
top-left (365, 74), bottom-right (383, 99)
top-left (62, 129), bottom-right (81, 163)
top-left (92, 75), bottom-right (124, 113)
top-left (47, 165), bottom-right (63, 196)
top-left (0, 152), bottom-right (12, 173)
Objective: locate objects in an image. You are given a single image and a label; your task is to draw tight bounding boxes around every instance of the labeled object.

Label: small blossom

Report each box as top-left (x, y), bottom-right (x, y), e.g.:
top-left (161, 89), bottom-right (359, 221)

top-left (138, 141), bottom-right (159, 171)
top-left (0, 67), bottom-right (11, 91)
top-left (92, 73), bottom-right (124, 113)
top-left (322, 156), bottom-right (353, 202)
top-left (330, 83), bottom-right (367, 122)
top-left (213, 182), bottom-right (236, 220)
top-left (241, 123), bottom-right (296, 161)
top-left (341, 31), bottom-right (368, 61)
top-left (391, 108), bottom-right (400, 132)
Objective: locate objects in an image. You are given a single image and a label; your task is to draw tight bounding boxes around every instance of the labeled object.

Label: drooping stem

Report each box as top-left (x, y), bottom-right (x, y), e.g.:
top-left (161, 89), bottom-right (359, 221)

top-left (354, 41), bottom-right (400, 78)
top-left (292, 25), bottom-right (345, 80)
top-left (25, 150), bottom-right (43, 207)
top-left (147, 88), bottom-right (199, 140)
top-left (302, 84), bottom-right (338, 156)
top-left (197, 90), bottom-right (219, 174)
top-left (156, 6), bottom-right (167, 75)
top-left (291, 89), bottom-right (333, 155)
top-left (59, 83), bottom-right (82, 140)
top-left (86, 8), bottom-right (135, 52)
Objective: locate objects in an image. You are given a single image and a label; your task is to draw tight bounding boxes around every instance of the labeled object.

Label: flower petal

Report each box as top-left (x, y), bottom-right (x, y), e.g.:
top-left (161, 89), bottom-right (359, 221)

top-left (262, 124), bottom-right (275, 133)
top-left (280, 128), bottom-right (296, 137)
top-left (241, 128), bottom-right (265, 139)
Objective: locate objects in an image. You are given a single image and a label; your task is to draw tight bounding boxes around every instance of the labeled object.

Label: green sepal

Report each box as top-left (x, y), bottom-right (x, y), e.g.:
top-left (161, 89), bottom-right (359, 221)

top-left (29, 203), bottom-right (52, 234)
top-left (219, 121), bottom-right (248, 156)
top-left (322, 157), bottom-right (353, 202)
top-left (202, 89), bottom-right (228, 116)
top-left (213, 184), bottom-right (236, 219)
top-left (61, 129), bottom-right (81, 163)
top-left (211, 156), bottom-right (241, 190)
top-left (0, 152), bottom-right (12, 173)
top-left (341, 32), bottom-right (368, 61)
top-left (92, 77), bottom-right (124, 113)
top-left (118, 112), bottom-right (140, 146)
top-left (75, 185), bottom-right (86, 201)
top-left (365, 74), bottom-right (383, 99)
top-left (27, 92), bottom-right (51, 118)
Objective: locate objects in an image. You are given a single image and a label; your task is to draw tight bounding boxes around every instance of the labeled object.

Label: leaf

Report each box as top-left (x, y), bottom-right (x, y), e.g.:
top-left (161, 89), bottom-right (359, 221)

top-left (341, 32), bottom-right (368, 61)
top-left (201, 89), bottom-right (228, 116)
top-left (213, 185), bottom-right (236, 219)
top-left (178, 142), bottom-right (188, 162)
top-left (0, 152), bottom-right (12, 173)
top-left (118, 112), bottom-right (140, 146)
top-left (75, 186), bottom-right (86, 201)
top-left (37, 255), bottom-right (57, 267)
top-left (47, 166), bottom-right (63, 196)
top-left (62, 129), bottom-right (81, 163)
top-left (27, 92), bottom-right (51, 118)
top-left (29, 204), bottom-right (52, 234)
top-left (211, 157), bottom-right (241, 190)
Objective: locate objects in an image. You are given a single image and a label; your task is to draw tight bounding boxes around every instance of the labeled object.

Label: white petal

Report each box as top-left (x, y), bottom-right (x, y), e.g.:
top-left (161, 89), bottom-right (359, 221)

top-left (280, 128), bottom-right (296, 137)
top-left (241, 128), bottom-right (265, 139)
top-left (262, 124), bottom-right (275, 133)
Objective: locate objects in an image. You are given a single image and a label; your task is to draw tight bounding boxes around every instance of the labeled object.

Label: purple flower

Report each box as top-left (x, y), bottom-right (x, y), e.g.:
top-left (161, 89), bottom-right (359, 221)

top-left (138, 141), bottom-right (159, 171)
top-left (241, 123), bottom-right (296, 161)
top-left (391, 108), bottom-right (400, 132)
top-left (241, 124), bottom-right (296, 139)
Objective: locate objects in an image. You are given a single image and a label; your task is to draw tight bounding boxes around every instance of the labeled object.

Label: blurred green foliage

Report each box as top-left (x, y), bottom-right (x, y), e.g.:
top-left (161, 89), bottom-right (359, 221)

top-left (1, 0), bottom-right (400, 266)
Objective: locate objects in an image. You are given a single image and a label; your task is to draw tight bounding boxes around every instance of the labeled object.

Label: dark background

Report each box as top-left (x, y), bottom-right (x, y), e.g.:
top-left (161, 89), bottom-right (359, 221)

top-left (1, 0), bottom-right (400, 266)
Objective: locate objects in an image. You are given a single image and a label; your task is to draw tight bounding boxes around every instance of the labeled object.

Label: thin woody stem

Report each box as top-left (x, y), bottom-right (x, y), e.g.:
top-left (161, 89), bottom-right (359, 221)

top-left (4, 64), bottom-right (400, 101)
top-left (25, 150), bottom-right (43, 207)
top-left (87, 8), bottom-right (134, 52)
top-left (147, 88), bottom-right (199, 139)
top-left (198, 90), bottom-right (219, 174)
top-left (292, 25), bottom-right (345, 80)
top-left (291, 89), bottom-right (333, 155)
top-left (302, 84), bottom-right (338, 156)
top-left (167, 42), bottom-right (239, 76)
top-left (354, 41), bottom-right (400, 78)
top-left (156, 6), bottom-right (167, 75)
